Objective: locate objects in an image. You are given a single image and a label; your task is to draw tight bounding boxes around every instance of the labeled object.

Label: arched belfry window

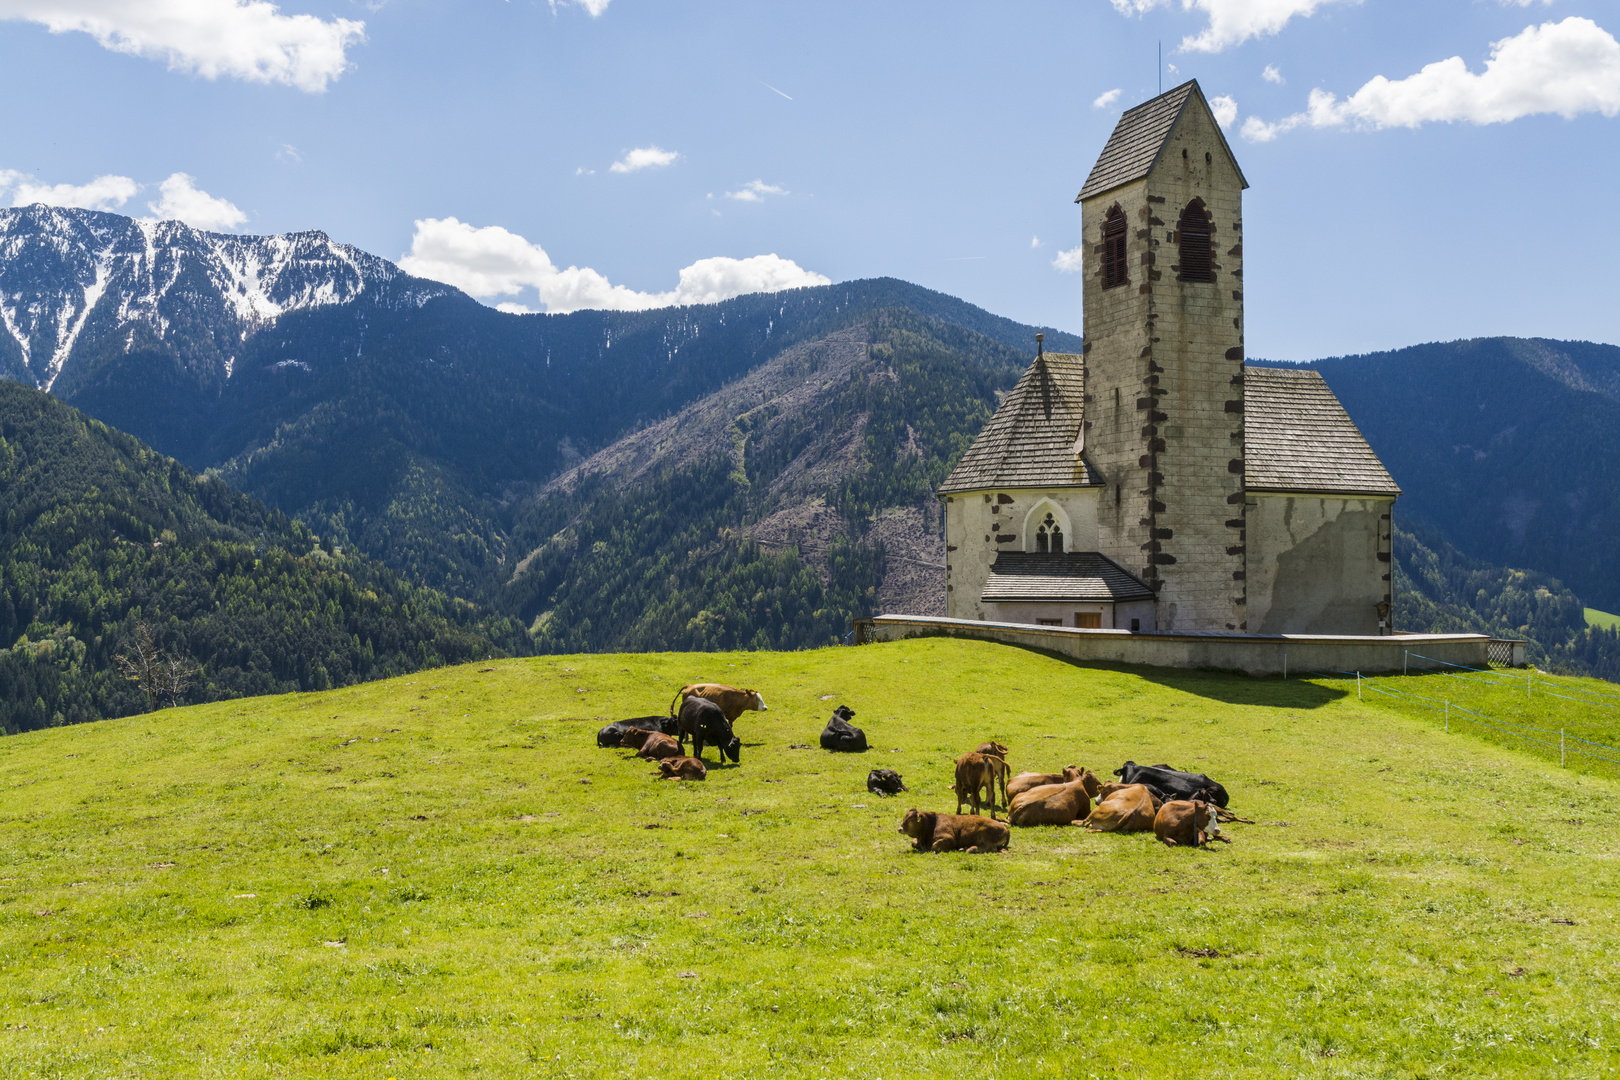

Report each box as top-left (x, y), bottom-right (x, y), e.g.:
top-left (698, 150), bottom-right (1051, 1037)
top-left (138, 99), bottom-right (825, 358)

top-left (1101, 205), bottom-right (1128, 289)
top-left (1036, 512), bottom-right (1064, 554)
top-left (1178, 200), bottom-right (1214, 283)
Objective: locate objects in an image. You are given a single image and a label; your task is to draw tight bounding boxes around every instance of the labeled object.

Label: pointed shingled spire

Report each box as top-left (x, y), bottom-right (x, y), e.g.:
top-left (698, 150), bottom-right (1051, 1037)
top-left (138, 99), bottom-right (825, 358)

top-left (1076, 79), bottom-right (1249, 203)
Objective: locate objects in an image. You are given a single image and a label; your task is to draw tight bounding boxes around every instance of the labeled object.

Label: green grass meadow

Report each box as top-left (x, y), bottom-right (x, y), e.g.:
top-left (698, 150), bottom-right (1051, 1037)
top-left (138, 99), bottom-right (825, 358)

top-left (1586, 608), bottom-right (1620, 632)
top-left (1, 636), bottom-right (1617, 1078)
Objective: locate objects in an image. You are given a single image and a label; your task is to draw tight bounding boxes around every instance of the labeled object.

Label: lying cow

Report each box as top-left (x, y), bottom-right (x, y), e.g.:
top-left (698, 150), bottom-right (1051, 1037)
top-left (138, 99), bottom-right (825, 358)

top-left (617, 728), bottom-right (662, 750)
top-left (867, 769), bottom-right (907, 796)
top-left (676, 696), bottom-right (741, 763)
top-left (598, 716), bottom-right (678, 747)
top-left (1007, 766), bottom-right (1087, 801)
top-left (656, 756), bottom-right (708, 781)
top-left (954, 752), bottom-right (1005, 819)
top-left (821, 705), bottom-right (868, 752)
top-left (1008, 776), bottom-right (1092, 827)
top-left (632, 732), bottom-right (683, 760)
top-left (669, 683), bottom-right (768, 723)
top-left (898, 809), bottom-right (1010, 854)
top-left (1114, 761), bottom-right (1230, 807)
top-left (1154, 799), bottom-right (1228, 847)
top-left (1084, 782), bottom-right (1161, 833)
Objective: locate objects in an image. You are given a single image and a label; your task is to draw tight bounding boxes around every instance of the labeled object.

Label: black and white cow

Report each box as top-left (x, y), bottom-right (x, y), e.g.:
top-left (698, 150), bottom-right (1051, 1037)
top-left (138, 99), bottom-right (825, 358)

top-left (1113, 761), bottom-right (1230, 807)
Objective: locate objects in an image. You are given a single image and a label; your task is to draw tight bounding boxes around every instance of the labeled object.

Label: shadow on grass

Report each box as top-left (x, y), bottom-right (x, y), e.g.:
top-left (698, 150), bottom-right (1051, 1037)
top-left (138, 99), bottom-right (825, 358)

top-left (959, 637), bottom-right (1350, 709)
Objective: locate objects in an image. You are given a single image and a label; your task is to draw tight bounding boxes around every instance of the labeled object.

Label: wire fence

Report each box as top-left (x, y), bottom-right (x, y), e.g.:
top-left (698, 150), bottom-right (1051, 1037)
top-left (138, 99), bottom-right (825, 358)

top-left (1302, 662), bottom-right (1620, 770)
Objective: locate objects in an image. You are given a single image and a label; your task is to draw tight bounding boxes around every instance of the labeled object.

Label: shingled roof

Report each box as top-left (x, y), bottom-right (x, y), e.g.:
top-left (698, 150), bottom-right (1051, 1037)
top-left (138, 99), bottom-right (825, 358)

top-left (938, 351), bottom-right (1093, 494)
top-left (980, 552), bottom-right (1155, 603)
top-left (1076, 80), bottom-right (1249, 202)
top-left (1244, 366), bottom-right (1401, 496)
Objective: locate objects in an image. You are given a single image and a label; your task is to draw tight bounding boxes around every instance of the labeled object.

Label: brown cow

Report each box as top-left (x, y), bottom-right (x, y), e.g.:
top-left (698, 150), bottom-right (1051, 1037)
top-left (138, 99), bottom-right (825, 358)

top-left (669, 683), bottom-right (768, 723)
top-left (954, 752), bottom-right (1004, 819)
top-left (898, 809), bottom-right (1010, 854)
top-left (974, 741), bottom-right (1009, 759)
top-left (1155, 799), bottom-right (1229, 847)
top-left (633, 732), bottom-right (683, 760)
top-left (617, 728), bottom-right (659, 750)
top-left (1008, 777), bottom-right (1092, 827)
top-left (1084, 783), bottom-right (1161, 833)
top-left (1007, 766), bottom-right (1081, 800)
top-left (655, 756), bottom-right (708, 781)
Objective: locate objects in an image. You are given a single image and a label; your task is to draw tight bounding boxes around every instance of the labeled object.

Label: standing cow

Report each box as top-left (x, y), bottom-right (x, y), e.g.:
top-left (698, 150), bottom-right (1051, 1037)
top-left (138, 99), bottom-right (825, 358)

top-left (676, 696), bottom-right (742, 763)
top-left (669, 683), bottom-right (768, 722)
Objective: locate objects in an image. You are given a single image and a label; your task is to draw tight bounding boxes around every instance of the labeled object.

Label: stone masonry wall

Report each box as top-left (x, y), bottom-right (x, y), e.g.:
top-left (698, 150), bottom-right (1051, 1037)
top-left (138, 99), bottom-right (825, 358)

top-left (943, 487), bottom-right (1100, 619)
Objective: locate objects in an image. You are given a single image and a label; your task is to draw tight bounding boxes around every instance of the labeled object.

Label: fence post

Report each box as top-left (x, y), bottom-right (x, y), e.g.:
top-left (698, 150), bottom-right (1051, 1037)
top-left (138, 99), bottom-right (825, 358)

top-left (1528, 673), bottom-right (1532, 699)
top-left (1283, 650), bottom-right (1287, 679)
top-left (1561, 729), bottom-right (1566, 768)
top-left (1403, 650), bottom-right (1408, 677)
top-left (1357, 672), bottom-right (1362, 701)
top-left (1445, 700), bottom-right (1449, 733)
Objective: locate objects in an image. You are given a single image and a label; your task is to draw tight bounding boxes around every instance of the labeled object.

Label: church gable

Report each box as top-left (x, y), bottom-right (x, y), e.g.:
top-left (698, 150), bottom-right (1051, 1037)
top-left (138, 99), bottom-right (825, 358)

top-left (938, 350), bottom-right (1093, 493)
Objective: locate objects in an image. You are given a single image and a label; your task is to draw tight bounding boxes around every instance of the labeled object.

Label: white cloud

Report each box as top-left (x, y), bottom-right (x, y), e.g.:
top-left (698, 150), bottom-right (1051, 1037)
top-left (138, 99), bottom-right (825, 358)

top-left (0, 0), bottom-right (364, 92)
top-left (549, 0), bottom-right (611, 15)
top-left (1242, 17), bottom-right (1620, 141)
top-left (1502, 0), bottom-right (1555, 5)
top-left (276, 143), bottom-right (301, 163)
top-left (1093, 87), bottom-right (1123, 109)
top-left (146, 172), bottom-right (246, 230)
top-left (609, 146), bottom-right (678, 174)
top-left (1262, 63), bottom-right (1284, 83)
top-left (725, 180), bottom-right (787, 203)
top-left (0, 169), bottom-right (137, 210)
top-left (398, 217), bottom-right (831, 315)
top-left (1051, 247), bottom-right (1085, 273)
top-left (1208, 93), bottom-right (1239, 128)
top-left (1110, 0), bottom-right (1357, 54)
top-left (1030, 236), bottom-right (1042, 249)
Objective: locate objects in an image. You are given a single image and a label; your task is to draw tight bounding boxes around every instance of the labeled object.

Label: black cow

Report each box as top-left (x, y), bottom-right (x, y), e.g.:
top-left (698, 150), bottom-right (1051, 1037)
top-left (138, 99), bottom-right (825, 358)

top-left (597, 715), bottom-right (679, 748)
top-left (867, 769), bottom-right (907, 796)
top-left (677, 696), bottom-right (741, 763)
top-left (820, 705), bottom-right (867, 752)
top-left (1113, 761), bottom-right (1230, 807)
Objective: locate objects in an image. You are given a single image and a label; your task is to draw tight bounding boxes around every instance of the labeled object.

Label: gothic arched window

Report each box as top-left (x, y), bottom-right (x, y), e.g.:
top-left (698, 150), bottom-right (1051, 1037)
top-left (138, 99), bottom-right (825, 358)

top-left (1036, 512), bottom-right (1064, 554)
top-left (1178, 200), bottom-right (1213, 282)
top-left (1101, 205), bottom-right (1128, 289)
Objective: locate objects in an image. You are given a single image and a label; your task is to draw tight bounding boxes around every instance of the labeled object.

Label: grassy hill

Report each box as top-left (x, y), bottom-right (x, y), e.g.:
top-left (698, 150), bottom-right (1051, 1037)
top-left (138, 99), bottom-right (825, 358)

top-left (1, 637), bottom-right (1615, 1077)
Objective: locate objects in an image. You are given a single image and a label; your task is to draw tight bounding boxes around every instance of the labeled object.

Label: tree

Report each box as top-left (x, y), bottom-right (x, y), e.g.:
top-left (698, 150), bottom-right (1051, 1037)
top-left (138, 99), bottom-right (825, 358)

top-left (115, 622), bottom-right (195, 711)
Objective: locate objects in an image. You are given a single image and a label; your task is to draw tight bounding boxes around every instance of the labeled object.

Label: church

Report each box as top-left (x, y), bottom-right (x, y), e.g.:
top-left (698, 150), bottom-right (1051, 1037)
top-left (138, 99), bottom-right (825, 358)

top-left (939, 81), bottom-right (1400, 636)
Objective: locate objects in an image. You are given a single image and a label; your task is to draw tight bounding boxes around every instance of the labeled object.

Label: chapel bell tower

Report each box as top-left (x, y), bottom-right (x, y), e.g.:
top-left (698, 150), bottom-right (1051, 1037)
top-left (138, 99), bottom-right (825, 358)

top-left (1076, 80), bottom-right (1250, 632)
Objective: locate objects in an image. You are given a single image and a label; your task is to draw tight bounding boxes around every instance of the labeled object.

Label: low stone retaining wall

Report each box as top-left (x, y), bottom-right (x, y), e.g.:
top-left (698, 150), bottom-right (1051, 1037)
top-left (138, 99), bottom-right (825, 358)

top-left (854, 615), bottom-right (1493, 676)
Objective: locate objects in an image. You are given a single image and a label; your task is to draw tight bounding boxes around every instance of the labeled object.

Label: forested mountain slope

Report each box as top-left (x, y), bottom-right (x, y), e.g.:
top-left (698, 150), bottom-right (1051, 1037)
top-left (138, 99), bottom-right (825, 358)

top-left (496, 311), bottom-right (1029, 651)
top-left (0, 382), bottom-right (525, 734)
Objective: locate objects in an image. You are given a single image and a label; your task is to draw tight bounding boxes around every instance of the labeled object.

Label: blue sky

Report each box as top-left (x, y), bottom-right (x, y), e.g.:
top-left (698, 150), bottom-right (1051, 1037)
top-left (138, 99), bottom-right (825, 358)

top-left (1, 0), bottom-right (1617, 360)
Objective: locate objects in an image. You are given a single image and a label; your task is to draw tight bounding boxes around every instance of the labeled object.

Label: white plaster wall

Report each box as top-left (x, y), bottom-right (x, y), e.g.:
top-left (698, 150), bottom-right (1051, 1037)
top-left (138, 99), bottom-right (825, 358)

top-left (943, 486), bottom-right (1101, 619)
top-left (1246, 494), bottom-right (1393, 634)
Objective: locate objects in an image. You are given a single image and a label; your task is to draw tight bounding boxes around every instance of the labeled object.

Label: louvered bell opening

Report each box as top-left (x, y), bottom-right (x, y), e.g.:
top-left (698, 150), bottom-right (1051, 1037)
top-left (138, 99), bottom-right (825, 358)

top-left (1102, 210), bottom-right (1128, 289)
top-left (1177, 203), bottom-right (1213, 283)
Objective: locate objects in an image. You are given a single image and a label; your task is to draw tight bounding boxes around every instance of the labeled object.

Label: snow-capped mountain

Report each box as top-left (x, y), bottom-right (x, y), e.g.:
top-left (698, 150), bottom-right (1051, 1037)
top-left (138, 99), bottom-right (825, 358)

top-left (0, 204), bottom-right (453, 393)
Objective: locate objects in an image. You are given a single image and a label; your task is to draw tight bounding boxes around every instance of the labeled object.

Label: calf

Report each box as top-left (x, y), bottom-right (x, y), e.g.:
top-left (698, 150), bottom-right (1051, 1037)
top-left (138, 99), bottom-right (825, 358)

top-left (599, 716), bottom-right (678, 748)
top-left (617, 728), bottom-right (661, 750)
top-left (1114, 761), bottom-right (1230, 807)
top-left (1007, 766), bottom-right (1081, 801)
top-left (974, 741), bottom-right (1009, 759)
top-left (656, 756), bottom-right (708, 781)
top-left (676, 696), bottom-right (741, 763)
top-left (954, 752), bottom-right (1003, 819)
top-left (1154, 798), bottom-right (1228, 847)
top-left (633, 732), bottom-right (683, 760)
top-left (1008, 777), bottom-right (1092, 827)
top-left (820, 705), bottom-right (868, 752)
top-left (670, 683), bottom-right (768, 723)
top-left (1084, 783), bottom-right (1161, 833)
top-left (867, 769), bottom-right (907, 797)
top-left (898, 809), bottom-right (1010, 854)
